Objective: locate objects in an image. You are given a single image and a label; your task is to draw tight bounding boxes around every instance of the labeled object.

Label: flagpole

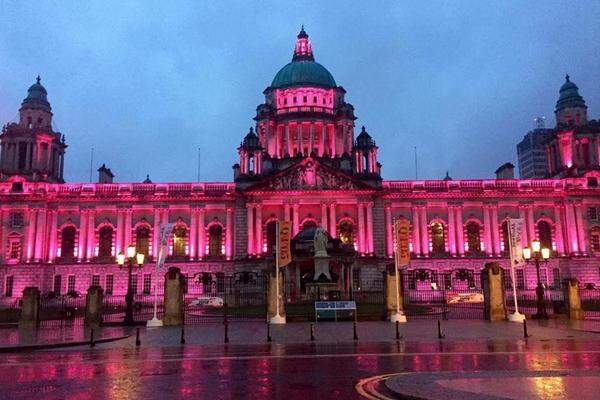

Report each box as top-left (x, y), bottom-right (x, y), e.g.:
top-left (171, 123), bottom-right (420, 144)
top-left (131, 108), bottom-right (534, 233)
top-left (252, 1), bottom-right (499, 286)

top-left (147, 245), bottom-right (163, 327)
top-left (391, 221), bottom-right (407, 323)
top-left (507, 219), bottom-right (525, 323)
top-left (270, 221), bottom-right (286, 324)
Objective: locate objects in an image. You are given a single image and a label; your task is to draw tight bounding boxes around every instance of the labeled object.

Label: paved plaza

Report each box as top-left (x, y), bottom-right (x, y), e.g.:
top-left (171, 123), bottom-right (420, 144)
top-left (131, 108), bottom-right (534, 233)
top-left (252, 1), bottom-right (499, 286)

top-left (0, 320), bottom-right (598, 399)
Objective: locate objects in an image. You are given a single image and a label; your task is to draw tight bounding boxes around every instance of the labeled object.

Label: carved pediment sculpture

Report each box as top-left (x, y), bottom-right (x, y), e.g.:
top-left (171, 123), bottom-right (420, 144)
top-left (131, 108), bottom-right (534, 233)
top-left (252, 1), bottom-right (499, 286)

top-left (262, 160), bottom-right (358, 190)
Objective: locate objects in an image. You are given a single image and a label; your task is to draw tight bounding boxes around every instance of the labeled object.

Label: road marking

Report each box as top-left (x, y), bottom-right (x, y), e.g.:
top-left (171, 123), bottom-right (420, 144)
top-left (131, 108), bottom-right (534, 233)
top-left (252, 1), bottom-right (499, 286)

top-left (1, 350), bottom-right (600, 367)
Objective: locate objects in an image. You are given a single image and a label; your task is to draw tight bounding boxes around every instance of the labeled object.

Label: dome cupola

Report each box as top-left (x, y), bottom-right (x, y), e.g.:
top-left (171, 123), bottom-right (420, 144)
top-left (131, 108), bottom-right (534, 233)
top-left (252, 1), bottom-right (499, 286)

top-left (21, 76), bottom-right (51, 112)
top-left (270, 27), bottom-right (336, 89)
top-left (555, 74), bottom-right (588, 126)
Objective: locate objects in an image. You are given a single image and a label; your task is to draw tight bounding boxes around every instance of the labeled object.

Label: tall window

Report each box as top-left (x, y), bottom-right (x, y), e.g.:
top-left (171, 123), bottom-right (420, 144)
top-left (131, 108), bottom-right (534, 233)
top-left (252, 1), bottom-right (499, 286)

top-left (430, 222), bottom-right (445, 254)
top-left (60, 226), bottom-right (76, 258)
top-left (172, 225), bottom-right (187, 257)
top-left (338, 220), bottom-right (354, 245)
top-left (143, 274), bottom-right (151, 295)
top-left (208, 225), bottom-right (223, 257)
top-left (266, 221), bottom-right (277, 254)
top-left (135, 226), bottom-right (150, 256)
top-left (91, 275), bottom-right (100, 287)
top-left (8, 237), bottom-right (21, 260)
top-left (501, 221), bottom-right (510, 253)
top-left (53, 275), bottom-right (62, 295)
top-left (589, 227), bottom-right (600, 252)
top-left (5, 276), bottom-right (13, 297)
top-left (98, 226), bottom-right (114, 257)
top-left (538, 221), bottom-right (553, 250)
top-left (466, 222), bottom-right (481, 253)
top-left (67, 275), bottom-right (76, 294)
top-left (105, 275), bottom-right (114, 296)
top-left (516, 269), bottom-right (525, 290)
top-left (132, 275), bottom-right (138, 294)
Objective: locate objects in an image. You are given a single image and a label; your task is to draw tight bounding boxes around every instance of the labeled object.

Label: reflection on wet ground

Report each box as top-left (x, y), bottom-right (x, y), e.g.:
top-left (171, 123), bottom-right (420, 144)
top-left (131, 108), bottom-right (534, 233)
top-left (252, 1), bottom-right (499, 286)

top-left (0, 337), bottom-right (599, 399)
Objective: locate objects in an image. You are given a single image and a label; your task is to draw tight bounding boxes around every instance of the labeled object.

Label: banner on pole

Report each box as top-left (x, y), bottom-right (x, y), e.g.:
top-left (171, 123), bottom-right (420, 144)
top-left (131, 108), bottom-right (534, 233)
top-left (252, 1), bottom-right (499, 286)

top-left (156, 223), bottom-right (175, 270)
top-left (508, 218), bottom-right (525, 267)
top-left (277, 221), bottom-right (292, 267)
top-left (394, 219), bottom-right (411, 266)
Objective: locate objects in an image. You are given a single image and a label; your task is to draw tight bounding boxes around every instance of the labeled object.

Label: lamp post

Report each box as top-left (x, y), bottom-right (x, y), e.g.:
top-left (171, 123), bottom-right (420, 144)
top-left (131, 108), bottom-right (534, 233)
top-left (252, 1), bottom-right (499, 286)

top-left (522, 240), bottom-right (550, 319)
top-left (117, 244), bottom-right (145, 326)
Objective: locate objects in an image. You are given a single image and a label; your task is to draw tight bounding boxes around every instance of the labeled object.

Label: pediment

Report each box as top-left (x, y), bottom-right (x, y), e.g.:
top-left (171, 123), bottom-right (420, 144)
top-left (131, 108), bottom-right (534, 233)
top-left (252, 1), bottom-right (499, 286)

top-left (245, 158), bottom-right (371, 192)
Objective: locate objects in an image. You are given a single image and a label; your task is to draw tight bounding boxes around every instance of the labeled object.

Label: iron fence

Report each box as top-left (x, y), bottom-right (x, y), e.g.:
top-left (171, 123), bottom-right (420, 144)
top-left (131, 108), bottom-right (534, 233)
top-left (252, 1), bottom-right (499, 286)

top-left (581, 289), bottom-right (600, 319)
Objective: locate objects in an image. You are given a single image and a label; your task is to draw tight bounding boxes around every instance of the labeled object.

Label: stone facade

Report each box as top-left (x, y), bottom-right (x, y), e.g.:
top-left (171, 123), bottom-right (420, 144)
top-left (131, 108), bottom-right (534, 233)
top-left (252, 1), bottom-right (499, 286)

top-left (1, 29), bottom-right (600, 304)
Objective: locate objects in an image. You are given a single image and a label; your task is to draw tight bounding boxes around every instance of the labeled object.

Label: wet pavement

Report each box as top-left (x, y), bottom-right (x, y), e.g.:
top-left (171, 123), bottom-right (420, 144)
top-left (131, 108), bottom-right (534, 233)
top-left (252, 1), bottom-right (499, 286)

top-left (0, 321), bottom-right (598, 399)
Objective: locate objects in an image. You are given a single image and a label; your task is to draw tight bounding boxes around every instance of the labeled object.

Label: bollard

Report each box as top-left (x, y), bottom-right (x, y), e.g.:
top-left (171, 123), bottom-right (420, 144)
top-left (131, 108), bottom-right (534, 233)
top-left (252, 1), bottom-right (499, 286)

top-left (267, 322), bottom-right (272, 343)
top-left (523, 320), bottom-right (529, 338)
top-left (180, 326), bottom-right (186, 345)
top-left (90, 328), bottom-right (95, 348)
top-left (353, 322), bottom-right (358, 341)
top-left (395, 320), bottom-right (401, 340)
top-left (224, 321), bottom-right (229, 343)
top-left (136, 328), bottom-right (141, 346)
top-left (437, 320), bottom-right (445, 339)
top-left (310, 323), bottom-right (315, 341)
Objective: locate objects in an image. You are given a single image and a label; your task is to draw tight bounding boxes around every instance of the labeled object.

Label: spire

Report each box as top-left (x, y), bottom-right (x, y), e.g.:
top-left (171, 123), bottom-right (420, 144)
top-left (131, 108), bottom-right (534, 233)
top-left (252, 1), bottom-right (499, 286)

top-left (565, 74), bottom-right (570, 83)
top-left (292, 26), bottom-right (314, 61)
top-left (36, 75), bottom-right (41, 84)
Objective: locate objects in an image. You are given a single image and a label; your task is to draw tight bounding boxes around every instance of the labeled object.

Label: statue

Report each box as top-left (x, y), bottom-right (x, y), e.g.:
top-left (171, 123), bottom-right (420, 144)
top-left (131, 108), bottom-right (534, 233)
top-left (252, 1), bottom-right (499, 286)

top-left (314, 226), bottom-right (328, 257)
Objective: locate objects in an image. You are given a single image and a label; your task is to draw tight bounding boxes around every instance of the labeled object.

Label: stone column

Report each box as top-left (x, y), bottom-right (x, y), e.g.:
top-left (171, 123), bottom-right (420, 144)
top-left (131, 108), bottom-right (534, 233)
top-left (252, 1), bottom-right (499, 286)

top-left (329, 203), bottom-right (337, 238)
top-left (152, 207), bottom-right (161, 258)
top-left (47, 210), bottom-right (58, 262)
top-left (189, 207), bottom-right (198, 260)
top-left (385, 205), bottom-right (393, 258)
top-left (115, 209), bottom-right (124, 256)
top-left (255, 204), bottom-right (263, 255)
top-left (292, 204), bottom-right (300, 236)
top-left (366, 202), bottom-right (374, 254)
top-left (124, 209), bottom-right (133, 248)
top-left (84, 285), bottom-right (104, 327)
top-left (518, 205), bottom-right (529, 246)
top-left (246, 204), bottom-right (254, 256)
top-left (447, 206), bottom-right (456, 256)
top-left (554, 204), bottom-right (565, 255)
top-left (455, 206), bottom-right (465, 256)
top-left (321, 203), bottom-right (328, 231)
top-left (482, 262), bottom-right (507, 321)
top-left (296, 123), bottom-right (302, 155)
top-left (78, 210), bottom-right (88, 262)
top-left (198, 208), bottom-right (206, 259)
top-left (25, 208), bottom-right (37, 262)
top-left (483, 205), bottom-right (493, 256)
top-left (34, 209), bottom-right (47, 262)
top-left (575, 203), bottom-right (587, 254)
top-left (491, 206), bottom-right (501, 255)
top-left (86, 209), bottom-right (96, 261)
top-left (564, 278), bottom-right (584, 320)
top-left (18, 287), bottom-right (40, 329)
top-left (226, 207), bottom-right (233, 260)
top-left (357, 203), bottom-right (365, 254)
top-left (163, 267), bottom-right (185, 326)
top-left (385, 264), bottom-right (404, 319)
top-left (285, 124), bottom-right (292, 156)
top-left (284, 204), bottom-right (291, 222)
top-left (267, 266), bottom-right (286, 322)
top-left (412, 207), bottom-right (421, 256)
top-left (526, 205), bottom-right (535, 244)
top-left (564, 202), bottom-right (579, 254)
top-left (419, 207), bottom-right (429, 256)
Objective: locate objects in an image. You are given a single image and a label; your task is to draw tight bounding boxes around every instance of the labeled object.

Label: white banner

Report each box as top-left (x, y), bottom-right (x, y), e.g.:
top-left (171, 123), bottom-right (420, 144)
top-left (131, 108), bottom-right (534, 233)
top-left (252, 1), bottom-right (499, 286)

top-left (508, 218), bottom-right (525, 267)
top-left (156, 223), bottom-right (175, 270)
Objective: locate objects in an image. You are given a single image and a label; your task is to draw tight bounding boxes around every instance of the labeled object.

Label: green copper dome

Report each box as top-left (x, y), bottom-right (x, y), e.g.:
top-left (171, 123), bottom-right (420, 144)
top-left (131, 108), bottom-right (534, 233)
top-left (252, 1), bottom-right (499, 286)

top-left (270, 27), bottom-right (336, 89)
top-left (21, 76), bottom-right (51, 112)
top-left (271, 60), bottom-right (336, 89)
top-left (555, 74), bottom-right (586, 111)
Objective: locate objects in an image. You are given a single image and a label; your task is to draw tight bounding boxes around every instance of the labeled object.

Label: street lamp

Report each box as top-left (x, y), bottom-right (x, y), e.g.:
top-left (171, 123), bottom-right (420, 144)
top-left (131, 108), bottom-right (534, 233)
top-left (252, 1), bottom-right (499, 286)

top-left (522, 240), bottom-right (550, 319)
top-left (117, 244), bottom-right (144, 325)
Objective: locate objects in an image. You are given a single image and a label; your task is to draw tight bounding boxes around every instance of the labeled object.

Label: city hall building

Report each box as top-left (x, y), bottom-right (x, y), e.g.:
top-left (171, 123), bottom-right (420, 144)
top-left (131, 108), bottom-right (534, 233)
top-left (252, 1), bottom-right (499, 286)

top-left (1, 29), bottom-right (599, 303)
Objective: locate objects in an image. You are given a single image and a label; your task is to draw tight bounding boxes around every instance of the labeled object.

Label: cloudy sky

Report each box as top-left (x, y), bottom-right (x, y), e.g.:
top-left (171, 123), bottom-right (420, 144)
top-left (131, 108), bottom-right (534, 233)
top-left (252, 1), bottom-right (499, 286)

top-left (1, 1), bottom-right (599, 182)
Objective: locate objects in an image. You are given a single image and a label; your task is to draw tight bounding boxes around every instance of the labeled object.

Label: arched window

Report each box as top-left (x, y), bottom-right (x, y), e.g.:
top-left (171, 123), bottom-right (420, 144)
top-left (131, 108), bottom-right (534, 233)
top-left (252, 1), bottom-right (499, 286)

top-left (430, 222), bottom-right (445, 254)
top-left (208, 224), bottom-right (223, 257)
top-left (501, 221), bottom-right (510, 253)
top-left (172, 225), bottom-right (187, 257)
top-left (338, 220), bottom-right (354, 245)
top-left (98, 226), bottom-right (113, 258)
top-left (266, 221), bottom-right (277, 254)
top-left (590, 226), bottom-right (600, 252)
top-left (135, 226), bottom-right (150, 256)
top-left (466, 221), bottom-right (481, 253)
top-left (60, 226), bottom-right (76, 258)
top-left (538, 221), bottom-right (553, 250)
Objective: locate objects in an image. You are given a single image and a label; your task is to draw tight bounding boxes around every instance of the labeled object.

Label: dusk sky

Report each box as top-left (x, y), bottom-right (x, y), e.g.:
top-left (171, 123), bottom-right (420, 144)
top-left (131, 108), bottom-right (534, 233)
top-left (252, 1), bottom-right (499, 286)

top-left (1, 1), bottom-right (599, 183)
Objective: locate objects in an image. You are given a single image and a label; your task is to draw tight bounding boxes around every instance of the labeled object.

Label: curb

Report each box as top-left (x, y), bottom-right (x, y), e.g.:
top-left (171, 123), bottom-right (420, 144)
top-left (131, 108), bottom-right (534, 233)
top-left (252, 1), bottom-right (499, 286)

top-left (0, 334), bottom-right (130, 353)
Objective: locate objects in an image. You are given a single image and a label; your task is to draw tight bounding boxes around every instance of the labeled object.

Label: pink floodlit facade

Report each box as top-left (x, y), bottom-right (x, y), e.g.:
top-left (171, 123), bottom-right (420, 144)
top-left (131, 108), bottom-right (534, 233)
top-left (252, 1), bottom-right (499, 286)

top-left (1, 30), bottom-right (600, 301)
